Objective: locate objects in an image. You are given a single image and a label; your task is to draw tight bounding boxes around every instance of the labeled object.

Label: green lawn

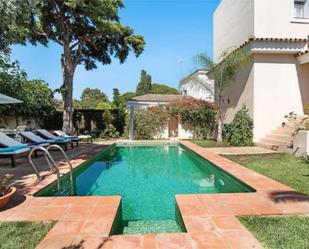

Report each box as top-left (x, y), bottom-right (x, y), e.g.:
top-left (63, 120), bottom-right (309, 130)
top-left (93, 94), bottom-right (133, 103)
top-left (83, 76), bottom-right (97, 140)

top-left (225, 153), bottom-right (309, 195)
top-left (226, 153), bottom-right (309, 249)
top-left (0, 221), bottom-right (55, 249)
top-left (239, 215), bottom-right (309, 249)
top-left (189, 139), bottom-right (231, 148)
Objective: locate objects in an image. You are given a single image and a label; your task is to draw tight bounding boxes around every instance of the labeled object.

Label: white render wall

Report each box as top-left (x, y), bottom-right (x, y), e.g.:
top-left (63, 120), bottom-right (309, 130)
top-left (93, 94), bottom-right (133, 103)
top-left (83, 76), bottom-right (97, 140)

top-left (181, 75), bottom-right (214, 101)
top-left (254, 0), bottom-right (309, 39)
top-left (214, 0), bottom-right (254, 62)
top-left (253, 54), bottom-right (304, 141)
top-left (214, 0), bottom-right (309, 62)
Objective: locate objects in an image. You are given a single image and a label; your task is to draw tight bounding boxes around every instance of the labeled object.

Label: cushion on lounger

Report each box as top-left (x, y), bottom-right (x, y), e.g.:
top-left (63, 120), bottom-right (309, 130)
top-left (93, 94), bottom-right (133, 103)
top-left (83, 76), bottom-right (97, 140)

top-left (0, 145), bottom-right (28, 152)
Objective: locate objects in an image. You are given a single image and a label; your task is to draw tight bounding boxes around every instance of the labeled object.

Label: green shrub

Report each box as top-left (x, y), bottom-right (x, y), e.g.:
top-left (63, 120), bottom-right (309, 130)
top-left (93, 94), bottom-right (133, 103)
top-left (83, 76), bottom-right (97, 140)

top-left (168, 98), bottom-right (217, 139)
top-left (134, 106), bottom-right (169, 139)
top-left (225, 105), bottom-right (253, 146)
top-left (100, 124), bottom-right (119, 139)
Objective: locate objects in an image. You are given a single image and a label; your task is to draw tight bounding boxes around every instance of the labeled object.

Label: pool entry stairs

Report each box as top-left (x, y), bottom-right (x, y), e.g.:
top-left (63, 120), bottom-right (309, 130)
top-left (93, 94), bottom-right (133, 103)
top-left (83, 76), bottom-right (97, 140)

top-left (122, 220), bottom-right (182, 234)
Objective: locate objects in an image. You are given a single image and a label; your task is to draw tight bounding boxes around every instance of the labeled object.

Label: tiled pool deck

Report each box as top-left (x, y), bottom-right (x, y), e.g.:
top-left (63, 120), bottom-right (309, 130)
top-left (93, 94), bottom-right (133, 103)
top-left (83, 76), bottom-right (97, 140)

top-left (0, 141), bottom-right (309, 248)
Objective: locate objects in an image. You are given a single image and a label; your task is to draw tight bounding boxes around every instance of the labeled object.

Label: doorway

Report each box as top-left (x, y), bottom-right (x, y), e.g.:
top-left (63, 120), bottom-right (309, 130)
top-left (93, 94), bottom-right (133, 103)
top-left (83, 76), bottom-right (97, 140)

top-left (168, 117), bottom-right (178, 138)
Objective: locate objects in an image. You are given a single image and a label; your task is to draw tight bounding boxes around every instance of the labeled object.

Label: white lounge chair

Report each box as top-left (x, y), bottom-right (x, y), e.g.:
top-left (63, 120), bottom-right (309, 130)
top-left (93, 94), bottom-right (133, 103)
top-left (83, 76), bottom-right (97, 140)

top-left (52, 130), bottom-right (80, 146)
top-left (54, 130), bottom-right (92, 144)
top-left (0, 132), bottom-right (30, 167)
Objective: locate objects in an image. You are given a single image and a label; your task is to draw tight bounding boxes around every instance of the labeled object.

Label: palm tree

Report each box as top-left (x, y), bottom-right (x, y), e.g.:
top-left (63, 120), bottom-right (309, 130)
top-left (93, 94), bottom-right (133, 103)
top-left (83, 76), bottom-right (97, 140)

top-left (180, 47), bottom-right (249, 142)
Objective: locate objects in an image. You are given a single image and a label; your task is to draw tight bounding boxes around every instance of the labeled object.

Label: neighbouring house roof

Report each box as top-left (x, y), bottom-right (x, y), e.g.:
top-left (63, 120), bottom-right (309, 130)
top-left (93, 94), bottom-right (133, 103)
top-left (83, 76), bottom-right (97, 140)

top-left (239, 36), bottom-right (308, 49)
top-left (0, 93), bottom-right (22, 104)
top-left (129, 94), bottom-right (184, 103)
top-left (181, 69), bottom-right (209, 83)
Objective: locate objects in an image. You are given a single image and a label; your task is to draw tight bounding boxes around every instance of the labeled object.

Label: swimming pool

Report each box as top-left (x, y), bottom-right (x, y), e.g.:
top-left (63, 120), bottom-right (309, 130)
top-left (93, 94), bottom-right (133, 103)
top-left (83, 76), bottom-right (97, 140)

top-left (36, 143), bottom-right (254, 233)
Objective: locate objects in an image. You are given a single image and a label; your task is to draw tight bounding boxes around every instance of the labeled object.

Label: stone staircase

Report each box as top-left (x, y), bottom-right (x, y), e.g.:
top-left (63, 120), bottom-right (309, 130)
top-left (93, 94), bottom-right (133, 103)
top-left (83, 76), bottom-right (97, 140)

top-left (122, 220), bottom-right (182, 234)
top-left (257, 115), bottom-right (307, 152)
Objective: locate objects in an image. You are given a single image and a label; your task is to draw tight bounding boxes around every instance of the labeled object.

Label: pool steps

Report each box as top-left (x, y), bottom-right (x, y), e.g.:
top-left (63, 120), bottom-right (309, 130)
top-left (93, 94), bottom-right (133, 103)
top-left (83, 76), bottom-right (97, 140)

top-left (123, 220), bottom-right (182, 234)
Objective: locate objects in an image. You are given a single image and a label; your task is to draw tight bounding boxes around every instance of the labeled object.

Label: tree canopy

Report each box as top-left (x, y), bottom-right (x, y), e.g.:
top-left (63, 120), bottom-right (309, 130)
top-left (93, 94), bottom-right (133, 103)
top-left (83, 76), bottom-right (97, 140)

top-left (151, 83), bottom-right (179, 95)
top-left (77, 87), bottom-right (109, 109)
top-left (0, 55), bottom-right (55, 118)
top-left (136, 70), bottom-right (152, 95)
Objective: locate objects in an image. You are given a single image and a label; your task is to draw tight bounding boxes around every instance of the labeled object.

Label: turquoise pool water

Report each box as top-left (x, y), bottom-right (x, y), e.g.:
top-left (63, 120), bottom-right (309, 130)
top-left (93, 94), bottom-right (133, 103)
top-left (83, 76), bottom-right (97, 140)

top-left (37, 144), bottom-right (254, 224)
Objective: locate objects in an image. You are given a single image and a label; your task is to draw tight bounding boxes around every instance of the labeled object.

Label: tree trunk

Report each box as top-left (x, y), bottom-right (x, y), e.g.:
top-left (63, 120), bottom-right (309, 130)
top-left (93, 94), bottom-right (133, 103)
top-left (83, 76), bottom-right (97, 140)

top-left (62, 70), bottom-right (74, 134)
top-left (217, 118), bottom-right (223, 142)
top-left (61, 39), bottom-right (76, 134)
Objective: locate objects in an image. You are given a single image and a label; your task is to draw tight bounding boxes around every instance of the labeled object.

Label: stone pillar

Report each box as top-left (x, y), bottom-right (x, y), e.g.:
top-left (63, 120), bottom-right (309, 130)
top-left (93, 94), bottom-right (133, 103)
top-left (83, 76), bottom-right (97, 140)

top-left (129, 105), bottom-right (135, 140)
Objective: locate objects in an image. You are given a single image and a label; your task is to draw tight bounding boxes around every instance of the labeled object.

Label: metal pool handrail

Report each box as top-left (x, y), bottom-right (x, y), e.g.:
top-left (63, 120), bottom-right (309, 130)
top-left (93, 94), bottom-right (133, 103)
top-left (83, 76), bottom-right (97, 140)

top-left (28, 146), bottom-right (61, 191)
top-left (46, 144), bottom-right (74, 195)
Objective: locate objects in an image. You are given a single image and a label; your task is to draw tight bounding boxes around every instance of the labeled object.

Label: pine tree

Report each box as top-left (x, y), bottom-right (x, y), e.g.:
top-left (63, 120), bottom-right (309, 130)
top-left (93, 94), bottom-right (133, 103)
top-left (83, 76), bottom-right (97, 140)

top-left (136, 70), bottom-right (152, 95)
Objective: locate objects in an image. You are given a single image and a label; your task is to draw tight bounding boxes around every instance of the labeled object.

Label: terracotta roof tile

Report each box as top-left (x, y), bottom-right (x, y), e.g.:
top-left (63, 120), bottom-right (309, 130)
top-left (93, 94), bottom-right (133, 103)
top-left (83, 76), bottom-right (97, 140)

top-left (239, 36), bottom-right (308, 48)
top-left (130, 94), bottom-right (184, 102)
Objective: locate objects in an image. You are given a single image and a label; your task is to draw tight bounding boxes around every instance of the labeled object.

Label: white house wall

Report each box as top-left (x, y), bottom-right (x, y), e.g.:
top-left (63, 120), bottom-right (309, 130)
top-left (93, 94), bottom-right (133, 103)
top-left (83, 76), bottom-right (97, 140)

top-left (214, 0), bottom-right (254, 63)
top-left (222, 61), bottom-right (254, 125)
top-left (254, 0), bottom-right (309, 39)
top-left (181, 75), bottom-right (214, 101)
top-left (253, 54), bottom-right (304, 141)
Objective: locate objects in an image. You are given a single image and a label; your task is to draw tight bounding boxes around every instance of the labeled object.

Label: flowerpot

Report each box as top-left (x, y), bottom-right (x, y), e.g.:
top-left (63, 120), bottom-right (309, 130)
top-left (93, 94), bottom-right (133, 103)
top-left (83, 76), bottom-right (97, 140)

top-left (293, 130), bottom-right (309, 157)
top-left (0, 187), bottom-right (16, 209)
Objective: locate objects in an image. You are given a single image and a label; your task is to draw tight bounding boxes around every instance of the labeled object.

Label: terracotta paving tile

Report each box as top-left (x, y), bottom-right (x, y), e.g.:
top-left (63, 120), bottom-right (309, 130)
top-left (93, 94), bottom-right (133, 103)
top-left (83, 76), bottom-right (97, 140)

top-left (47, 220), bottom-right (84, 236)
top-left (97, 196), bottom-right (121, 206)
top-left (182, 216), bottom-right (215, 233)
top-left (69, 196), bottom-right (101, 207)
top-left (88, 204), bottom-right (119, 220)
top-left (221, 230), bottom-right (264, 249)
top-left (142, 234), bottom-right (157, 249)
top-left (72, 235), bottom-right (110, 249)
top-left (190, 231), bottom-right (229, 249)
top-left (196, 195), bottom-right (232, 216)
top-left (34, 206), bottom-right (69, 221)
top-left (156, 233), bottom-right (192, 249)
top-left (102, 235), bottom-right (142, 249)
top-left (79, 218), bottom-right (114, 236)
top-left (211, 216), bottom-right (245, 231)
top-left (61, 205), bottom-right (94, 221)
top-left (176, 195), bottom-right (207, 216)
top-left (36, 234), bottom-right (75, 249)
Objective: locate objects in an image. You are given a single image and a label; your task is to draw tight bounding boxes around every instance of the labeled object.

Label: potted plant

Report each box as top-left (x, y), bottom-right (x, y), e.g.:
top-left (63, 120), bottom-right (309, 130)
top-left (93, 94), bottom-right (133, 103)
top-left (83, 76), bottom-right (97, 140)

top-left (0, 174), bottom-right (16, 209)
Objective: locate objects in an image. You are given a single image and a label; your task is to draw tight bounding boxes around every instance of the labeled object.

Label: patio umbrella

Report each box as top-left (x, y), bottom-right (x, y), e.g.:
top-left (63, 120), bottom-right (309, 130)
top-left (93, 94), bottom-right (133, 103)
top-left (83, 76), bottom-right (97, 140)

top-left (0, 93), bottom-right (22, 104)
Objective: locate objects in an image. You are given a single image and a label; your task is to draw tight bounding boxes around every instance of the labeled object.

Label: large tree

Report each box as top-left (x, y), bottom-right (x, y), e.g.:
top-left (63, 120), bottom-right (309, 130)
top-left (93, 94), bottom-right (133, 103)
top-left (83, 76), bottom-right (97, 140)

top-left (2, 0), bottom-right (145, 133)
top-left (80, 87), bottom-right (108, 109)
top-left (136, 70), bottom-right (152, 95)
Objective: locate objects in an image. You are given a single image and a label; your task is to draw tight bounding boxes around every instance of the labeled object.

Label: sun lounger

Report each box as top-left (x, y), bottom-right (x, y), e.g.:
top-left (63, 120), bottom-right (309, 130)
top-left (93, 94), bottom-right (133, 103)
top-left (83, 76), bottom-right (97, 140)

top-left (0, 132), bottom-right (30, 167)
top-left (20, 131), bottom-right (71, 151)
top-left (53, 130), bottom-right (80, 146)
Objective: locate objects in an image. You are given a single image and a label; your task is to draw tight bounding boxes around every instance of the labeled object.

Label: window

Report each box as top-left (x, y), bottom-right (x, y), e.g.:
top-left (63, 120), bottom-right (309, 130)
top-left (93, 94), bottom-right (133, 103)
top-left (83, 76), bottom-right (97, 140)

top-left (294, 0), bottom-right (309, 19)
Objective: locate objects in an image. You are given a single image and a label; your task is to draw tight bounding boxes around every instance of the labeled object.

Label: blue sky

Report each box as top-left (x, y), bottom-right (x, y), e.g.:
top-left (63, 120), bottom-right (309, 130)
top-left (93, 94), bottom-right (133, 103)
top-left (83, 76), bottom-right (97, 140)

top-left (11, 0), bottom-right (220, 100)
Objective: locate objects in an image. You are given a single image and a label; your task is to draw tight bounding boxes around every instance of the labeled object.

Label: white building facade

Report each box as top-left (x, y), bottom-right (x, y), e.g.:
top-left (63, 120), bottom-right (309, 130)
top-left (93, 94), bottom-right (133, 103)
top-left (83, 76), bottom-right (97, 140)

top-left (127, 94), bottom-right (194, 140)
top-left (181, 69), bottom-right (215, 102)
top-left (214, 0), bottom-right (309, 142)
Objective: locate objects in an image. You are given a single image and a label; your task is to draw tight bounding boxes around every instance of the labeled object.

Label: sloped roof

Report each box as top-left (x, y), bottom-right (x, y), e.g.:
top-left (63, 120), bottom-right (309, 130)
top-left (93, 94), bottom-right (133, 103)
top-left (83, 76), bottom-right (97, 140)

top-left (239, 36), bottom-right (308, 49)
top-left (130, 94), bottom-right (184, 102)
top-left (0, 93), bottom-right (22, 104)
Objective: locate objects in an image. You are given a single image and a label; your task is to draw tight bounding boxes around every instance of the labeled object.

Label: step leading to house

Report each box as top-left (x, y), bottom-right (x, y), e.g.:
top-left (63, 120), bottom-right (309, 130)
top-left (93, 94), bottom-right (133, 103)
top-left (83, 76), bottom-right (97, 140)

top-left (258, 115), bottom-right (307, 152)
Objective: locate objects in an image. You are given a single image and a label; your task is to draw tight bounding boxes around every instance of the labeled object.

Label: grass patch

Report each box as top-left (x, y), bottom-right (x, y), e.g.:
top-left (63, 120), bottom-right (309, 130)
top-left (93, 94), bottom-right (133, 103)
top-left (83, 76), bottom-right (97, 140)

top-left (239, 215), bottom-right (309, 249)
top-left (0, 221), bottom-right (55, 249)
top-left (189, 139), bottom-right (231, 148)
top-left (224, 153), bottom-right (309, 195)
